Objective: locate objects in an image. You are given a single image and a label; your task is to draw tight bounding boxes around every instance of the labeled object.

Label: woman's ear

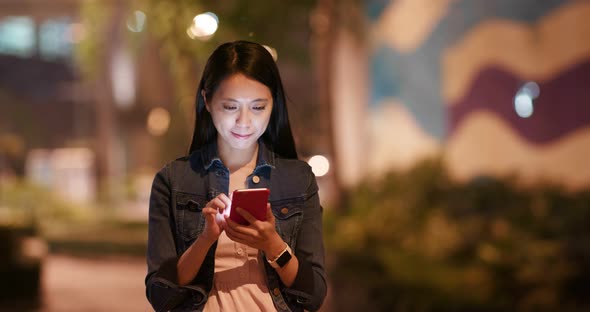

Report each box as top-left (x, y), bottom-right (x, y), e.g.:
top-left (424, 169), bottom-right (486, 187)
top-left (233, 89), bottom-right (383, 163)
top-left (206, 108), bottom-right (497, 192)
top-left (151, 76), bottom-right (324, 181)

top-left (201, 90), bottom-right (211, 112)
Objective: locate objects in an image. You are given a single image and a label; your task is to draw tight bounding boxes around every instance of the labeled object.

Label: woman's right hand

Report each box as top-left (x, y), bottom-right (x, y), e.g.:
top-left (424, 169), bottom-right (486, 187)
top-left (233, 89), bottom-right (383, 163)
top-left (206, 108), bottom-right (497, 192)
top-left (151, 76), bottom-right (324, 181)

top-left (200, 194), bottom-right (231, 244)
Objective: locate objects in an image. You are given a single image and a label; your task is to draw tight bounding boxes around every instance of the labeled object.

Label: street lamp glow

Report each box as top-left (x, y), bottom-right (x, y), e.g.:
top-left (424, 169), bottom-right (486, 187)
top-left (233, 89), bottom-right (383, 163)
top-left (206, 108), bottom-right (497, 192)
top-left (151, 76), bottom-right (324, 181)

top-left (187, 12), bottom-right (218, 40)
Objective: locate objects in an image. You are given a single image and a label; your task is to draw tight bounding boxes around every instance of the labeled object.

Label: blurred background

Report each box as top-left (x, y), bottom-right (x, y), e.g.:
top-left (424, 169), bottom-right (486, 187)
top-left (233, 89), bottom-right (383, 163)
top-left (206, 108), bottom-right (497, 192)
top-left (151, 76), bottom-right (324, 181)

top-left (1, 0), bottom-right (589, 311)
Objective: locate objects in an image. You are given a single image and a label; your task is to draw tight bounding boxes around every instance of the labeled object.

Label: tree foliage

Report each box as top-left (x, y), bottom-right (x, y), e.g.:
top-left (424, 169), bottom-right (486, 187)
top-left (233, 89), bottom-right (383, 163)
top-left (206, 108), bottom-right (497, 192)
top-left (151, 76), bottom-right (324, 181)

top-left (78, 0), bottom-right (316, 98)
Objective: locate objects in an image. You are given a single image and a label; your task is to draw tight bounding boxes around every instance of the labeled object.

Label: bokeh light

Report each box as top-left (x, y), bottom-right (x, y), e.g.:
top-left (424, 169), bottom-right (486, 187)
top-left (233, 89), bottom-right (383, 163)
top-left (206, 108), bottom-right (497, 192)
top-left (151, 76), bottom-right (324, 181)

top-left (514, 93), bottom-right (534, 118)
top-left (187, 12), bottom-right (218, 40)
top-left (263, 45), bottom-right (278, 62)
top-left (514, 81), bottom-right (539, 118)
top-left (147, 107), bottom-right (171, 136)
top-left (308, 155), bottom-right (330, 177)
top-left (126, 10), bottom-right (146, 33)
top-left (111, 49), bottom-right (136, 109)
top-left (521, 81), bottom-right (540, 98)
top-left (66, 23), bottom-right (85, 43)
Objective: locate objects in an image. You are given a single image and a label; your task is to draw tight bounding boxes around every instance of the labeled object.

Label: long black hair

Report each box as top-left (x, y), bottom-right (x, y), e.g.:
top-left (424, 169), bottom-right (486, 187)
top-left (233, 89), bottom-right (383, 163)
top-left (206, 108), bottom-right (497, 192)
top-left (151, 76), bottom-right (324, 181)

top-left (188, 40), bottom-right (298, 159)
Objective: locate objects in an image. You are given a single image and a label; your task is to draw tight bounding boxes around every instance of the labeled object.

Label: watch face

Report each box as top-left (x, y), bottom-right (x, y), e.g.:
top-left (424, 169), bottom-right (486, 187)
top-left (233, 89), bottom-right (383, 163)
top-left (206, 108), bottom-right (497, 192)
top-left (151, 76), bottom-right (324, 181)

top-left (275, 249), bottom-right (292, 268)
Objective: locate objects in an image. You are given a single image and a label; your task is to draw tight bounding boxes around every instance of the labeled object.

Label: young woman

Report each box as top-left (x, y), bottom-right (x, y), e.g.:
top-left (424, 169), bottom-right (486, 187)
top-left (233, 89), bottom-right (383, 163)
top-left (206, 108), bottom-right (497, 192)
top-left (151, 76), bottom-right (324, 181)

top-left (145, 41), bottom-right (327, 312)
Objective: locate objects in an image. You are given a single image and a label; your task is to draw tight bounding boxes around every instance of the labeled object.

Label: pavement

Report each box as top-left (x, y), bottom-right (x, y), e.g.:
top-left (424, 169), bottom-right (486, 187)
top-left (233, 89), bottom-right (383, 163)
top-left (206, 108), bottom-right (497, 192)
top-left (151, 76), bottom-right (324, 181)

top-left (34, 253), bottom-right (333, 312)
top-left (40, 254), bottom-right (152, 312)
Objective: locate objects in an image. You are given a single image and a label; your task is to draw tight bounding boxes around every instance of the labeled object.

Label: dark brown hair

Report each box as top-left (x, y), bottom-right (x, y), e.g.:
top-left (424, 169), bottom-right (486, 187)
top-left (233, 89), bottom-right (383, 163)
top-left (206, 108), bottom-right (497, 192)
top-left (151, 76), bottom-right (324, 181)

top-left (188, 40), bottom-right (297, 159)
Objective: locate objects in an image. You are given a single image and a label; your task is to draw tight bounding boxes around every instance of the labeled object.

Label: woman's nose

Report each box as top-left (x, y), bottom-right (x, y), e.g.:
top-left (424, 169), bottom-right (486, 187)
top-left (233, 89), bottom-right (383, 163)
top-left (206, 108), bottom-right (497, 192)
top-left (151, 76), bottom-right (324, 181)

top-left (236, 107), bottom-right (251, 127)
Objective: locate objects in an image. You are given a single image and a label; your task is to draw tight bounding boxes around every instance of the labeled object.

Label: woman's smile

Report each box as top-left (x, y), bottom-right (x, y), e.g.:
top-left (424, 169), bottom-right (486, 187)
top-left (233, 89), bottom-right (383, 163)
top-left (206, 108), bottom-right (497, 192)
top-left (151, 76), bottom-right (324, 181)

top-left (231, 132), bottom-right (253, 139)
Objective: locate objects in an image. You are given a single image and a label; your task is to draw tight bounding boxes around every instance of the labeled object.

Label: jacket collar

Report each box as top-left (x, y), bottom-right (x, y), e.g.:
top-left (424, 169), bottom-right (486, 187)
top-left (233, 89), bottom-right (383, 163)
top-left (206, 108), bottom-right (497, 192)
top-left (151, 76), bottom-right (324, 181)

top-left (200, 139), bottom-right (276, 171)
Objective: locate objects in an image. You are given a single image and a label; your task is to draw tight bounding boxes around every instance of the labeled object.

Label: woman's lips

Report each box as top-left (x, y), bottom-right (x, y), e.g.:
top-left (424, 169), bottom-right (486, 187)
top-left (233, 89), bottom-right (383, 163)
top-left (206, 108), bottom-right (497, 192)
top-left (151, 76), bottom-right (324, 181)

top-left (231, 132), bottom-right (252, 139)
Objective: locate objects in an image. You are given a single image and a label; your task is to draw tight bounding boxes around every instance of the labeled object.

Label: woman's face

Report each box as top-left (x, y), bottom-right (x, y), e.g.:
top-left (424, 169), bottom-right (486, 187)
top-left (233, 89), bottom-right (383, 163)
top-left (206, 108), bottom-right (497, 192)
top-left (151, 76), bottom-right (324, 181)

top-left (205, 73), bottom-right (273, 152)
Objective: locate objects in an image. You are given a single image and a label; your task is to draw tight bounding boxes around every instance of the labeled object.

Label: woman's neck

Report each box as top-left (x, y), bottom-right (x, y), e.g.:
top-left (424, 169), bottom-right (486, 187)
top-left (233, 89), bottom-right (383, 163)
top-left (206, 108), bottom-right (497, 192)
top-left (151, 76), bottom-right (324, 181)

top-left (217, 139), bottom-right (258, 173)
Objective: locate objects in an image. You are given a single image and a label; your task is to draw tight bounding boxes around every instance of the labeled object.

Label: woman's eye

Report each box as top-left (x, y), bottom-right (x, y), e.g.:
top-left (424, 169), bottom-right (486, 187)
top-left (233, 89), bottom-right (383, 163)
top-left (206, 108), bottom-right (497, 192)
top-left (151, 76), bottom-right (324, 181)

top-left (223, 105), bottom-right (237, 110)
top-left (253, 106), bottom-right (266, 111)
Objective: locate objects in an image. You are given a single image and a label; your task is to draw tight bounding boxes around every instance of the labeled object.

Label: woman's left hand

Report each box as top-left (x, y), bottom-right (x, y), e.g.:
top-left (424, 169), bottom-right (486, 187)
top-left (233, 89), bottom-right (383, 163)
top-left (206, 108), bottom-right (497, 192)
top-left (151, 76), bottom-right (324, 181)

top-left (224, 203), bottom-right (285, 255)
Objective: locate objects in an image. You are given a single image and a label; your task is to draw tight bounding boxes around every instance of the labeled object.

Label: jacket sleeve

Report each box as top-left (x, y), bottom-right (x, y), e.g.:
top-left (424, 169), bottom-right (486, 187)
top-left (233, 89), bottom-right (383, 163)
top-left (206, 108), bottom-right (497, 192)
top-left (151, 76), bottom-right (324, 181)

top-left (145, 165), bottom-right (207, 311)
top-left (284, 166), bottom-right (328, 311)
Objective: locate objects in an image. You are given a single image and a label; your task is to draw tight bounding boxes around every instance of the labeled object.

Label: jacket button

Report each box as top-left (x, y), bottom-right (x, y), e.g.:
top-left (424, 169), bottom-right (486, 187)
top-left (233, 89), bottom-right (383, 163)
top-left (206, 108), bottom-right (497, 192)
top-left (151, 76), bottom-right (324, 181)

top-left (281, 207), bottom-right (289, 215)
top-left (273, 288), bottom-right (281, 296)
top-left (252, 175), bottom-right (260, 184)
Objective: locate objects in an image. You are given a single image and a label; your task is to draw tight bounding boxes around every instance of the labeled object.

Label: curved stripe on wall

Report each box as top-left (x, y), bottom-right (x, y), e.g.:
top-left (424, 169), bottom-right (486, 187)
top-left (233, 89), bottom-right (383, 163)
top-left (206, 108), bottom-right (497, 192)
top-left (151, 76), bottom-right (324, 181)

top-left (445, 111), bottom-right (590, 190)
top-left (368, 99), bottom-right (440, 174)
top-left (373, 0), bottom-right (455, 53)
top-left (369, 0), bottom-right (570, 139)
top-left (443, 0), bottom-right (590, 105)
top-left (449, 60), bottom-right (590, 144)
top-left (370, 44), bottom-right (447, 138)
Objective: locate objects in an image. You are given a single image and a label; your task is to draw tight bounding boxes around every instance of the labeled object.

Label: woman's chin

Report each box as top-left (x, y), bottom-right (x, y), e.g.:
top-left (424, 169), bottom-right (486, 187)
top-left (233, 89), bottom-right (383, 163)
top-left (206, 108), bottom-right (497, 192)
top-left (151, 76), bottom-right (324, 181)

top-left (227, 139), bottom-right (257, 151)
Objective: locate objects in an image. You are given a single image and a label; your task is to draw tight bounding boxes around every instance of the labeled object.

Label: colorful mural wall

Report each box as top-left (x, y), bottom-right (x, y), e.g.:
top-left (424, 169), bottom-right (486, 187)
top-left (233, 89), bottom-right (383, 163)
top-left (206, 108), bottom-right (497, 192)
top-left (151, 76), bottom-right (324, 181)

top-left (364, 0), bottom-right (590, 190)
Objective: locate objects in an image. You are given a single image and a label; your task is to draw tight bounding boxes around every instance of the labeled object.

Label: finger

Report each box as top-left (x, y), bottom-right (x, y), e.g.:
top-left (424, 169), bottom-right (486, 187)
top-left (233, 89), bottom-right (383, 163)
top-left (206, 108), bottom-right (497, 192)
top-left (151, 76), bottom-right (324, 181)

top-left (265, 203), bottom-right (274, 222)
top-left (225, 191), bottom-right (234, 215)
top-left (224, 215), bottom-right (239, 229)
top-left (236, 207), bottom-right (258, 225)
top-left (206, 198), bottom-right (223, 211)
top-left (225, 229), bottom-right (248, 245)
top-left (226, 229), bottom-right (265, 250)
top-left (202, 207), bottom-right (218, 215)
top-left (215, 211), bottom-right (226, 226)
top-left (213, 197), bottom-right (228, 210)
top-left (224, 223), bottom-right (254, 242)
top-left (224, 215), bottom-right (258, 236)
top-left (225, 223), bottom-right (249, 239)
top-left (218, 193), bottom-right (231, 209)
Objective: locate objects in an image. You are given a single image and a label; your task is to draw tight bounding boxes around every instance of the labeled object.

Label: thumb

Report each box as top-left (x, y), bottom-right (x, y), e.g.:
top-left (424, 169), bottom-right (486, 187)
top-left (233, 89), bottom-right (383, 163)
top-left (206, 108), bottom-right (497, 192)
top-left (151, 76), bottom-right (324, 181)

top-left (266, 203), bottom-right (274, 222)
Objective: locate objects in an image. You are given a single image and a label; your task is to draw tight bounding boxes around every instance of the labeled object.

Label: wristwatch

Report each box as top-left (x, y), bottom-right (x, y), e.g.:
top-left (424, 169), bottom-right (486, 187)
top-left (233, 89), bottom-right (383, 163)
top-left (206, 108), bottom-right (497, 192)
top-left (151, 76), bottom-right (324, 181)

top-left (267, 244), bottom-right (292, 269)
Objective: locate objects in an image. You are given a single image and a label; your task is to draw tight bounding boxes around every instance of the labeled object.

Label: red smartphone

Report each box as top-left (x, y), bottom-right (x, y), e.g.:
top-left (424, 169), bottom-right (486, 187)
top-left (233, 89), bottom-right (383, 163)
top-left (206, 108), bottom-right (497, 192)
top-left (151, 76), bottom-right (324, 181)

top-left (229, 188), bottom-right (270, 225)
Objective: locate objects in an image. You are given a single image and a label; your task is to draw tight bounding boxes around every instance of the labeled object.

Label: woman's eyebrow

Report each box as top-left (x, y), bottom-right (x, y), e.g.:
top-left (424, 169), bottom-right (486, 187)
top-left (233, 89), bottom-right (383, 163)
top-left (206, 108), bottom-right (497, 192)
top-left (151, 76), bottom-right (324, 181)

top-left (221, 98), bottom-right (269, 103)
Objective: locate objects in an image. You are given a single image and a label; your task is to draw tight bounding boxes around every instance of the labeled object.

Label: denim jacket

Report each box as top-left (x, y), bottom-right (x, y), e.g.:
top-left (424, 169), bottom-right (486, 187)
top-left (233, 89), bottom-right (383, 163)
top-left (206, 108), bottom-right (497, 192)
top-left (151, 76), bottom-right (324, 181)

top-left (145, 141), bottom-right (327, 312)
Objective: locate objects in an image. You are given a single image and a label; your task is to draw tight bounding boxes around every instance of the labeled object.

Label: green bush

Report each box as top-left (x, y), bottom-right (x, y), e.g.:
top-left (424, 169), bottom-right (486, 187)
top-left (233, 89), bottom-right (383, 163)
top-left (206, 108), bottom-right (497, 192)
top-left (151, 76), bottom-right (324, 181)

top-left (325, 159), bottom-right (590, 312)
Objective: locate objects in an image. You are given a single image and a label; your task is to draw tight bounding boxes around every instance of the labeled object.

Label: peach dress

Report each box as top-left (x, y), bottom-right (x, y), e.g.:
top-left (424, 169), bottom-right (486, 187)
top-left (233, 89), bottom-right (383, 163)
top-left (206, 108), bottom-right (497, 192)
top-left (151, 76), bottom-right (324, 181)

top-left (203, 231), bottom-right (276, 311)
